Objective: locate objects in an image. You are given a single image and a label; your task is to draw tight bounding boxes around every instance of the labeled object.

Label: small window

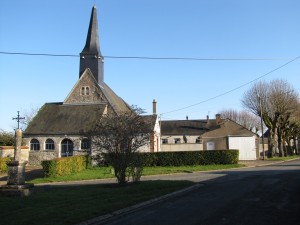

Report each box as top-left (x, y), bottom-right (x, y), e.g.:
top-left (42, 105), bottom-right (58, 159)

top-left (162, 139), bottom-right (168, 144)
top-left (196, 137), bottom-right (202, 144)
top-left (45, 139), bottom-right (55, 150)
top-left (85, 87), bottom-right (90, 95)
top-left (81, 87), bottom-right (85, 95)
top-left (174, 138), bottom-right (181, 144)
top-left (81, 138), bottom-right (90, 149)
top-left (30, 139), bottom-right (40, 151)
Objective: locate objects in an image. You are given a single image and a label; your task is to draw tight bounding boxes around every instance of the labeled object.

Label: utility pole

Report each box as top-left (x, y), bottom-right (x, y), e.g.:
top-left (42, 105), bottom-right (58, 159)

top-left (258, 95), bottom-right (265, 160)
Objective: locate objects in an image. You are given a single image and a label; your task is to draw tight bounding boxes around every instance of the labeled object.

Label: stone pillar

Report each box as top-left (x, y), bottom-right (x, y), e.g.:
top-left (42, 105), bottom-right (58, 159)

top-left (14, 129), bottom-right (22, 162)
top-left (6, 129), bottom-right (28, 185)
top-left (6, 161), bottom-right (27, 185)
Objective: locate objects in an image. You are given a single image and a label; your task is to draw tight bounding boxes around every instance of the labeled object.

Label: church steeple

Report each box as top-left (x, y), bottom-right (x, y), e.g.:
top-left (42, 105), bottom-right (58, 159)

top-left (79, 6), bottom-right (104, 83)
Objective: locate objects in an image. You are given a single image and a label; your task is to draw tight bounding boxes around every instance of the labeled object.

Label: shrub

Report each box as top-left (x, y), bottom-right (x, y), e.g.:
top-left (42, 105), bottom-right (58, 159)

top-left (41, 155), bottom-right (91, 177)
top-left (139, 150), bottom-right (239, 167)
top-left (0, 157), bottom-right (12, 173)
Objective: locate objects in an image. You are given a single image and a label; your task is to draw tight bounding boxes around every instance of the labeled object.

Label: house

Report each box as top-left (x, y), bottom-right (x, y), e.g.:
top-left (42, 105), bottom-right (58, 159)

top-left (23, 6), bottom-right (159, 165)
top-left (160, 114), bottom-right (259, 160)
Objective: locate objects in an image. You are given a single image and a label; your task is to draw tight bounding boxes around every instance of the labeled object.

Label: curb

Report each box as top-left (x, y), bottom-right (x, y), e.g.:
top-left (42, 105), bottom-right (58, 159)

top-left (76, 183), bottom-right (203, 225)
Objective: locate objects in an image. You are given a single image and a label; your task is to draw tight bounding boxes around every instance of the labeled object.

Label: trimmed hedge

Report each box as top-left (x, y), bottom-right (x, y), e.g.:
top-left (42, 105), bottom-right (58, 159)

top-left (140, 150), bottom-right (239, 166)
top-left (0, 157), bottom-right (12, 173)
top-left (41, 155), bottom-right (91, 177)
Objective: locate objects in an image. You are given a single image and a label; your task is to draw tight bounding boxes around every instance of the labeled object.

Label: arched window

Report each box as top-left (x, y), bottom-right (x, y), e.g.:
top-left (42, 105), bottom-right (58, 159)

top-left (85, 87), bottom-right (90, 95)
top-left (81, 87), bottom-right (85, 95)
top-left (30, 139), bottom-right (40, 151)
top-left (81, 138), bottom-right (90, 149)
top-left (45, 139), bottom-right (55, 150)
top-left (61, 139), bottom-right (73, 157)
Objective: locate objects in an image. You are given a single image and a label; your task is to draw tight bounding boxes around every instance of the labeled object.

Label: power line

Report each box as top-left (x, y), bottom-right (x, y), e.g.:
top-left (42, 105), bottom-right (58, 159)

top-left (161, 55), bottom-right (300, 115)
top-left (0, 51), bottom-right (279, 61)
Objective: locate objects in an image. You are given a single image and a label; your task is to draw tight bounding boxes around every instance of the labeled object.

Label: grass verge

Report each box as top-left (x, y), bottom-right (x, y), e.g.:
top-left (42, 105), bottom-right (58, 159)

top-left (0, 180), bottom-right (194, 225)
top-left (266, 155), bottom-right (300, 161)
top-left (30, 164), bottom-right (244, 184)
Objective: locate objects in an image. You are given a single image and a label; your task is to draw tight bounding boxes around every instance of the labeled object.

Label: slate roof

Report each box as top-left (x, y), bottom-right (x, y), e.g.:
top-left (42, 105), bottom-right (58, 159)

top-left (202, 119), bottom-right (256, 138)
top-left (81, 6), bottom-right (101, 55)
top-left (100, 82), bottom-right (131, 114)
top-left (142, 114), bottom-right (158, 130)
top-left (161, 120), bottom-right (214, 135)
top-left (24, 103), bottom-right (107, 135)
top-left (161, 119), bottom-right (256, 137)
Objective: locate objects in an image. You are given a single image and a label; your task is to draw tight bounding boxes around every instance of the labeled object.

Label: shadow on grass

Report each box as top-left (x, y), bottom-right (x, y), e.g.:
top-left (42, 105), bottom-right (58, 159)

top-left (0, 180), bottom-right (195, 225)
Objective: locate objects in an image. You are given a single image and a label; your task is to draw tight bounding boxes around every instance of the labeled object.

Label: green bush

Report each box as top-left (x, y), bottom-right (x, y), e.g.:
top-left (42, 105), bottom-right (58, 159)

top-left (140, 150), bottom-right (239, 166)
top-left (0, 157), bottom-right (12, 173)
top-left (41, 155), bottom-right (91, 177)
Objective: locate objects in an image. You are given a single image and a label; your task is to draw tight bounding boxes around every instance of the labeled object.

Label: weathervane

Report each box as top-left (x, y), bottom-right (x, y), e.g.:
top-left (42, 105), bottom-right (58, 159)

top-left (12, 111), bottom-right (25, 129)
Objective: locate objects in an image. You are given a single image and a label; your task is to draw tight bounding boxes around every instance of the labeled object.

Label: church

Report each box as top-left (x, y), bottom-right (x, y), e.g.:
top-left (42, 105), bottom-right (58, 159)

top-left (23, 6), bottom-right (161, 165)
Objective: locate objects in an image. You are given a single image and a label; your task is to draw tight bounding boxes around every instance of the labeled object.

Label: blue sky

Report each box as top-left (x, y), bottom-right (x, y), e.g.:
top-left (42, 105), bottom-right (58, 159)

top-left (1, 0), bottom-right (300, 132)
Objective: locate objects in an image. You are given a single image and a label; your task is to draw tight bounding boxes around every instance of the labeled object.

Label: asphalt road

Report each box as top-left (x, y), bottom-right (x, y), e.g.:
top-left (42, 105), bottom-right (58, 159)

top-left (101, 160), bottom-right (300, 225)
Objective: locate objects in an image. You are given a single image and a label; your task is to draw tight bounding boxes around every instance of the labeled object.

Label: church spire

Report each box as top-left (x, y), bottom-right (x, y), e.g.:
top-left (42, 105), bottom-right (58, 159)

top-left (79, 6), bottom-right (104, 83)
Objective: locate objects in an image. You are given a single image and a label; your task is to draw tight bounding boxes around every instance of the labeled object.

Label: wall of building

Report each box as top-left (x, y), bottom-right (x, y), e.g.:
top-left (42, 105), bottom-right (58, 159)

top-left (161, 143), bottom-right (203, 152)
top-left (23, 135), bottom-right (90, 165)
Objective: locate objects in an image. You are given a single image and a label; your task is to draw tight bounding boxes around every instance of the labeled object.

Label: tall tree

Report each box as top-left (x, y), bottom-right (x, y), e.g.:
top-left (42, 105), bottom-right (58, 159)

top-left (0, 129), bottom-right (14, 146)
top-left (242, 79), bottom-right (299, 157)
top-left (90, 107), bottom-right (151, 184)
top-left (218, 109), bottom-right (261, 132)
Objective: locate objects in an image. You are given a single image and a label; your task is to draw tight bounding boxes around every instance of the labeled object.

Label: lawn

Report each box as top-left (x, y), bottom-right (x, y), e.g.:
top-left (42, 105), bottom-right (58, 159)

top-left (0, 180), bottom-right (194, 225)
top-left (266, 154), bottom-right (300, 161)
top-left (30, 164), bottom-right (244, 184)
top-left (0, 164), bottom-right (244, 224)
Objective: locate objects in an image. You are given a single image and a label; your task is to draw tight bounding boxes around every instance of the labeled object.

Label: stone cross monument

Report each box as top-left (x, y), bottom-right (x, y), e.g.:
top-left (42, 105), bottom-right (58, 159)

top-left (0, 111), bottom-right (34, 197)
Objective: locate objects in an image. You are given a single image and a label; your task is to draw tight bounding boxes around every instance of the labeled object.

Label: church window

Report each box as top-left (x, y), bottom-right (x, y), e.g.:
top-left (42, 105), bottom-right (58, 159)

top-left (81, 138), bottom-right (90, 149)
top-left (81, 87), bottom-right (85, 95)
top-left (86, 87), bottom-right (90, 95)
top-left (30, 139), bottom-right (40, 151)
top-left (45, 139), bottom-right (55, 150)
top-left (61, 139), bottom-right (73, 157)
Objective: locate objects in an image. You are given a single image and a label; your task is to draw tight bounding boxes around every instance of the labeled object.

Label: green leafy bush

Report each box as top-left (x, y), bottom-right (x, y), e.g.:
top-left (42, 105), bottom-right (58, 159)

top-left (140, 150), bottom-right (239, 166)
top-left (0, 157), bottom-right (12, 173)
top-left (41, 155), bottom-right (91, 177)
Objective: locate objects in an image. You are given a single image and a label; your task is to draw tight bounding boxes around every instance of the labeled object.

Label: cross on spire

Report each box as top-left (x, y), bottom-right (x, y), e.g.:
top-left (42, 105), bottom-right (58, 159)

top-left (12, 111), bottom-right (25, 129)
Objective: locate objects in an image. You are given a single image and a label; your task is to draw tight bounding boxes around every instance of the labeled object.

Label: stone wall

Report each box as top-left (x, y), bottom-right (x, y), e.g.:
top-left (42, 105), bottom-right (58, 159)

top-left (0, 146), bottom-right (29, 162)
top-left (29, 151), bottom-right (55, 166)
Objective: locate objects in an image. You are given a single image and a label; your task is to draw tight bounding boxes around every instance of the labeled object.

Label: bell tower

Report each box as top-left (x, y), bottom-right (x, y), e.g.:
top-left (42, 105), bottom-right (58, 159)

top-left (79, 6), bottom-right (104, 84)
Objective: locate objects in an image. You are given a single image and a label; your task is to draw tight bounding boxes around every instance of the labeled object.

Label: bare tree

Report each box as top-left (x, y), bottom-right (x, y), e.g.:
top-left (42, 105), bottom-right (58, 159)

top-left (20, 106), bottom-right (40, 130)
top-left (218, 109), bottom-right (261, 132)
top-left (90, 107), bottom-right (151, 184)
top-left (242, 79), bottom-right (299, 157)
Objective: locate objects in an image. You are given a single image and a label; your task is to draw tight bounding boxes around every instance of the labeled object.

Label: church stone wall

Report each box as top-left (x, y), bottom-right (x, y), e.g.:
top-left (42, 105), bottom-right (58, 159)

top-left (29, 151), bottom-right (55, 166)
top-left (64, 70), bottom-right (106, 104)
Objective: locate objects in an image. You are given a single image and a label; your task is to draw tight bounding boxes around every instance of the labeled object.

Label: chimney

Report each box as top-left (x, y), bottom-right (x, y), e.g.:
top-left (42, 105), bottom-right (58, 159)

top-left (152, 99), bottom-right (157, 115)
top-left (216, 114), bottom-right (222, 124)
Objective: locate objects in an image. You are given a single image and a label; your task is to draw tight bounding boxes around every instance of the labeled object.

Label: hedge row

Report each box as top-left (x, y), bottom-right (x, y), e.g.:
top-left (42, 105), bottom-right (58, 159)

top-left (139, 150), bottom-right (239, 166)
top-left (41, 155), bottom-right (91, 177)
top-left (0, 157), bottom-right (12, 173)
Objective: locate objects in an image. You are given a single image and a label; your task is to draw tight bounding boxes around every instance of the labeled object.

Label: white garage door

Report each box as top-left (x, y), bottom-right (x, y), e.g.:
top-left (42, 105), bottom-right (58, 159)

top-left (228, 136), bottom-right (257, 160)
